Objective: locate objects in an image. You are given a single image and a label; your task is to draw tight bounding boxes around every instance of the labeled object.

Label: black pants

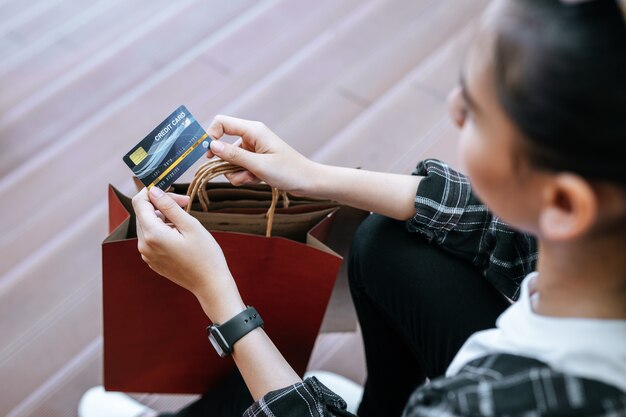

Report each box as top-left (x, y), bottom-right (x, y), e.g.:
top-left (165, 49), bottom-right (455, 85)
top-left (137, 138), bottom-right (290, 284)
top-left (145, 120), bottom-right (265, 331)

top-left (164, 214), bottom-right (510, 416)
top-left (349, 214), bottom-right (510, 417)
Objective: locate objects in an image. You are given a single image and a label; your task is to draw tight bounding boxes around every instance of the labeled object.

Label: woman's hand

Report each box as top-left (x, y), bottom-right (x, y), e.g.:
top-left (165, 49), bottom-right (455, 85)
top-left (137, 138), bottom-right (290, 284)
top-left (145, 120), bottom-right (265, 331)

top-left (206, 115), bottom-right (318, 195)
top-left (132, 186), bottom-right (246, 323)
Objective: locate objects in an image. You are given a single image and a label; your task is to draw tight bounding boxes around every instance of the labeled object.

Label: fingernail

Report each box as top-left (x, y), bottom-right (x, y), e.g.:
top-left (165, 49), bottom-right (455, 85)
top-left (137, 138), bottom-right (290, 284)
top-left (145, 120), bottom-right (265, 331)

top-left (211, 140), bottom-right (224, 153)
top-left (150, 186), bottom-right (164, 198)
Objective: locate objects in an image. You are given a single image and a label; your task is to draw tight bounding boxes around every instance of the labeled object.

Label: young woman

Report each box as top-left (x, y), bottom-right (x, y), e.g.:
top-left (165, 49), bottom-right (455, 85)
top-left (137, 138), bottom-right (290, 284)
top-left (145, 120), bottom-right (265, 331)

top-left (83, 0), bottom-right (626, 415)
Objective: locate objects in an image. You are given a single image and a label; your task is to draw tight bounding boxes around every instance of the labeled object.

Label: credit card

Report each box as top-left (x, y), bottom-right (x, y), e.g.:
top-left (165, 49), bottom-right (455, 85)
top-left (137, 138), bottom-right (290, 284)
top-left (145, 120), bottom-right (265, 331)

top-left (123, 105), bottom-right (211, 190)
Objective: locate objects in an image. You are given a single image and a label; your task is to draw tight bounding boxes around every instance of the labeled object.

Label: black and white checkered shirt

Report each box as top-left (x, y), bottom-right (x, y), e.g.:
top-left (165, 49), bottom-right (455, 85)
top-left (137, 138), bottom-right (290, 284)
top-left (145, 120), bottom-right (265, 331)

top-left (244, 353), bottom-right (626, 417)
top-left (406, 159), bottom-right (537, 301)
top-left (242, 159), bottom-right (625, 417)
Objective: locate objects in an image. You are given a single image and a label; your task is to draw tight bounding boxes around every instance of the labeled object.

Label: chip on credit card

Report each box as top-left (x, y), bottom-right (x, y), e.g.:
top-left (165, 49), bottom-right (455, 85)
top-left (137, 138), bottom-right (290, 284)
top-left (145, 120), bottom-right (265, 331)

top-left (123, 105), bottom-right (212, 190)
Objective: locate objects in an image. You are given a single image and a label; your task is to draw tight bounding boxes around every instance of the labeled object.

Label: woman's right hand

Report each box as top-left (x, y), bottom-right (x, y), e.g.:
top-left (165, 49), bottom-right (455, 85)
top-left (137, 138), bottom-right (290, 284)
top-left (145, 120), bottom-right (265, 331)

top-left (206, 115), bottom-right (318, 195)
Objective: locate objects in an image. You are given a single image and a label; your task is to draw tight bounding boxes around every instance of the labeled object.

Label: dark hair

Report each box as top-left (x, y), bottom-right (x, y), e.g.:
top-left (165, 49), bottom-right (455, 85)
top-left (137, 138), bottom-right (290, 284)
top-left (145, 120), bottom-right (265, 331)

top-left (493, 0), bottom-right (626, 185)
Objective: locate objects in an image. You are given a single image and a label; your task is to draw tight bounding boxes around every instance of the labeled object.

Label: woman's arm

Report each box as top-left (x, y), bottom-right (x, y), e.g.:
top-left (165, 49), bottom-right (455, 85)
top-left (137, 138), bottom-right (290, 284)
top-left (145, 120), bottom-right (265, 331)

top-left (206, 115), bottom-right (421, 221)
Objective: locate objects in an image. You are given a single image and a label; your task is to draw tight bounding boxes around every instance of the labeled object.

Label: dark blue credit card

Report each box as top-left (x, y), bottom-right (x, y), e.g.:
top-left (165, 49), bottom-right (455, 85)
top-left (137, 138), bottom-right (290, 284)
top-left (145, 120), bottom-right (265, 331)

top-left (123, 105), bottom-right (212, 190)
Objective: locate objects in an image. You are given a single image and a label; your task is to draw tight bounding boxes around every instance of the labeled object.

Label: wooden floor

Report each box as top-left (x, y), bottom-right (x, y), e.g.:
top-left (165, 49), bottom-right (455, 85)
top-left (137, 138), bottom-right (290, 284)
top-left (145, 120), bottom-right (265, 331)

top-left (0, 0), bottom-right (488, 415)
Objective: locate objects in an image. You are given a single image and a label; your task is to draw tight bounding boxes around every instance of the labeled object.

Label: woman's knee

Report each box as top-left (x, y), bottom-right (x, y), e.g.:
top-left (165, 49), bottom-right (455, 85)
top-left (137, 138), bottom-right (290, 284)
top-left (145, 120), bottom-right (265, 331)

top-left (348, 214), bottom-right (410, 292)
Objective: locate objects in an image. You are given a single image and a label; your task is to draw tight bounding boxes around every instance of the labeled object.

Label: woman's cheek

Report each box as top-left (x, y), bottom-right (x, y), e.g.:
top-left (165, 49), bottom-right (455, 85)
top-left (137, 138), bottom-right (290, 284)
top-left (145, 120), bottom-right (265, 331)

top-left (457, 122), bottom-right (502, 203)
top-left (457, 122), bottom-right (484, 179)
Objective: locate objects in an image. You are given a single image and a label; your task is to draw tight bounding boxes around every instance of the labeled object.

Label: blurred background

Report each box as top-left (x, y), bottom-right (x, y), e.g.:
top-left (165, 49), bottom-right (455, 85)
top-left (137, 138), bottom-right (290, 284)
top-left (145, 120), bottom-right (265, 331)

top-left (0, 0), bottom-right (487, 415)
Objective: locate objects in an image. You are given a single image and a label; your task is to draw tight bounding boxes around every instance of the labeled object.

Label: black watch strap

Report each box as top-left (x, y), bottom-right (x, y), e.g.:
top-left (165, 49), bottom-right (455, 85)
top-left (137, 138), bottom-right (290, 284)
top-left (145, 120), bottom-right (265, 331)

top-left (219, 306), bottom-right (263, 344)
top-left (207, 306), bottom-right (264, 356)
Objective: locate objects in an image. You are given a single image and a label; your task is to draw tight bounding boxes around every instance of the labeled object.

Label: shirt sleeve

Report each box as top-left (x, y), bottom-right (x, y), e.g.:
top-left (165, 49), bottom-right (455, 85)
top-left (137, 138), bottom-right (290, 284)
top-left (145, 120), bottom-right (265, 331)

top-left (406, 159), bottom-right (537, 300)
top-left (402, 354), bottom-right (626, 417)
top-left (243, 376), bottom-right (355, 417)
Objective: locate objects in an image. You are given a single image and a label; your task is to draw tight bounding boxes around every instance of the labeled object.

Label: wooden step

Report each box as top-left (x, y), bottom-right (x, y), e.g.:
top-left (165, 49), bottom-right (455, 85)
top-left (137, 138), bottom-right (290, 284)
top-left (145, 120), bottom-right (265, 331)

top-left (311, 19), bottom-right (482, 172)
top-left (0, 0), bottom-right (173, 112)
top-left (391, 22), bottom-right (479, 174)
top-left (275, 0), bottom-right (488, 159)
top-left (0, 0), bottom-right (70, 45)
top-left (0, 0), bottom-right (59, 28)
top-left (207, 0), bottom-right (437, 150)
top-left (0, 0), bottom-right (124, 78)
top-left (6, 339), bottom-right (102, 417)
top-left (0, 269), bottom-right (102, 415)
top-left (0, 0), bottom-right (255, 178)
top-left (2, 0), bottom-right (104, 50)
top-left (0, 0), bottom-right (362, 278)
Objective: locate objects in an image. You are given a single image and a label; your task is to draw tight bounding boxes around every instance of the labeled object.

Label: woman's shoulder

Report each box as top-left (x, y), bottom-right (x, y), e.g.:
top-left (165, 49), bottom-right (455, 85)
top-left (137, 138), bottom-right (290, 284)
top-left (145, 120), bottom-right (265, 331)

top-left (404, 353), bottom-right (626, 417)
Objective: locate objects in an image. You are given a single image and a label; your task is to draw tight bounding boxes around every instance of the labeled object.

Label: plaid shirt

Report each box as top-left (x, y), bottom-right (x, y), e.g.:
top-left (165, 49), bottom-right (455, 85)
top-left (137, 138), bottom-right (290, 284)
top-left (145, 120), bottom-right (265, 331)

top-left (406, 159), bottom-right (537, 301)
top-left (243, 159), bottom-right (625, 416)
top-left (244, 354), bottom-right (626, 417)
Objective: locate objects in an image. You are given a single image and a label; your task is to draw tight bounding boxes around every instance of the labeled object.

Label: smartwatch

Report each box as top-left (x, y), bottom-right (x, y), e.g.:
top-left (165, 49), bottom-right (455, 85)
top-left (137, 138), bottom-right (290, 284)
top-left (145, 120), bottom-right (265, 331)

top-left (206, 306), bottom-right (264, 357)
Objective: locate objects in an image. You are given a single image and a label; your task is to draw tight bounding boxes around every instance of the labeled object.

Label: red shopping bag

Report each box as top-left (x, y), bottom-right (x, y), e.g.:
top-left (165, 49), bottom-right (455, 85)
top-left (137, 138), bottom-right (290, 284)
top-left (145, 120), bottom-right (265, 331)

top-left (102, 181), bottom-right (367, 394)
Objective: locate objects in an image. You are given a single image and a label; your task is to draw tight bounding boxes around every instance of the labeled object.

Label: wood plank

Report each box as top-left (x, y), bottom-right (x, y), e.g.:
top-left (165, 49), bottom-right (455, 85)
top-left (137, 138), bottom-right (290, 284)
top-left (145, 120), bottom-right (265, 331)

top-left (0, 0), bottom-right (173, 111)
top-left (0, 0), bottom-right (68, 42)
top-left (0, 207), bottom-right (106, 361)
top-left (336, 0), bottom-right (487, 103)
top-left (0, 0), bottom-right (52, 27)
top-left (211, 0), bottom-right (436, 135)
top-left (0, 0), bottom-right (361, 276)
top-left (310, 80), bottom-right (445, 171)
top-left (389, 23), bottom-right (479, 174)
top-left (0, 0), bottom-right (254, 177)
top-left (6, 0), bottom-right (90, 46)
top-left (306, 329), bottom-right (366, 386)
top-left (0, 31), bottom-right (21, 55)
top-left (6, 339), bottom-right (102, 417)
top-left (275, 0), bottom-right (487, 158)
top-left (312, 19), bottom-right (479, 173)
top-left (0, 0), bottom-right (123, 75)
top-left (411, 21), bottom-right (479, 97)
top-left (0, 279), bottom-right (101, 416)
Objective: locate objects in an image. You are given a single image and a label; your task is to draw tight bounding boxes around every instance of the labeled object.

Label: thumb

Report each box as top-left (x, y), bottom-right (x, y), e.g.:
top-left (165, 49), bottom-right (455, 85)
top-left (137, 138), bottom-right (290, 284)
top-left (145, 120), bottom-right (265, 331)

top-left (210, 140), bottom-right (259, 171)
top-left (149, 187), bottom-right (195, 231)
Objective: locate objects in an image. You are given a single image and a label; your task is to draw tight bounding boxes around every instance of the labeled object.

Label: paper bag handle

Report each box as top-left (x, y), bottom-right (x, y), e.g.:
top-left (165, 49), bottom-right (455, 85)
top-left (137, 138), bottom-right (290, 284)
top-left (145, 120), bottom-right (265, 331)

top-left (186, 158), bottom-right (289, 237)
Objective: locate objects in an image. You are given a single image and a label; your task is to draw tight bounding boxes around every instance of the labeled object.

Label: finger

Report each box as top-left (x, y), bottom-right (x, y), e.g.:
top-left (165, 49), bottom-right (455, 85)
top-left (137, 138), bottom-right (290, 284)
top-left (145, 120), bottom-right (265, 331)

top-left (207, 115), bottom-right (258, 140)
top-left (224, 170), bottom-right (261, 186)
top-left (136, 216), bottom-right (145, 243)
top-left (132, 188), bottom-right (154, 242)
top-left (167, 192), bottom-right (190, 208)
top-left (206, 132), bottom-right (242, 160)
top-left (155, 210), bottom-right (166, 222)
top-left (148, 186), bottom-right (196, 232)
top-left (133, 188), bottom-right (160, 224)
top-left (210, 140), bottom-right (260, 172)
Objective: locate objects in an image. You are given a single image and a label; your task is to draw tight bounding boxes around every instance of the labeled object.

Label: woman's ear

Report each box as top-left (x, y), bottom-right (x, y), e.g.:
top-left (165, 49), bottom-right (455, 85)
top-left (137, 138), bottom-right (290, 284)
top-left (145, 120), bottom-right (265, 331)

top-left (538, 173), bottom-right (597, 241)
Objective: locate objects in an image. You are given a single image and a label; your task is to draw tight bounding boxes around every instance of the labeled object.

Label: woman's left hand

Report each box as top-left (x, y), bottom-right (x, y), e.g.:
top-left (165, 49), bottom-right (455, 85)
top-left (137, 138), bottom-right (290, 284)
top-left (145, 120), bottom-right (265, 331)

top-left (132, 186), bottom-right (246, 323)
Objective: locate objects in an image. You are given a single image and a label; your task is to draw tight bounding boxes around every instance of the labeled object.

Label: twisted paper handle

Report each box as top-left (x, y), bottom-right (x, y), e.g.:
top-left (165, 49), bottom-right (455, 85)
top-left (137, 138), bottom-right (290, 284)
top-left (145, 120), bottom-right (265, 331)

top-left (185, 158), bottom-right (289, 237)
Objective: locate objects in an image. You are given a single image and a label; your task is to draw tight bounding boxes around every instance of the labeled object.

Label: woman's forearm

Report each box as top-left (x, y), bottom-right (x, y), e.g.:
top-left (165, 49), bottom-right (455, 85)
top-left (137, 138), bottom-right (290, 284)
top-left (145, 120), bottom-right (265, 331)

top-left (306, 163), bottom-right (422, 221)
top-left (231, 328), bottom-right (302, 400)
top-left (195, 291), bottom-right (301, 401)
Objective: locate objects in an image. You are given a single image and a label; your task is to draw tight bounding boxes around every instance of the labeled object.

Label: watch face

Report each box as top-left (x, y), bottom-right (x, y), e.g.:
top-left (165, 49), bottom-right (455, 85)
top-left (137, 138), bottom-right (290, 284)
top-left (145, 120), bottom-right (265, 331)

top-left (208, 327), bottom-right (230, 358)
